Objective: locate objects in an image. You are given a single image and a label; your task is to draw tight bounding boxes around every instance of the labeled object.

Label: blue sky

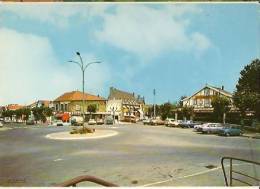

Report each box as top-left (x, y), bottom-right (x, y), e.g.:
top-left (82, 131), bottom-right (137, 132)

top-left (0, 3), bottom-right (258, 105)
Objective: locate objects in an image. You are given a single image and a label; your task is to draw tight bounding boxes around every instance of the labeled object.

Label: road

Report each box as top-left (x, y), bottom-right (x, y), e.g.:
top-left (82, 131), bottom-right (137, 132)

top-left (0, 123), bottom-right (259, 186)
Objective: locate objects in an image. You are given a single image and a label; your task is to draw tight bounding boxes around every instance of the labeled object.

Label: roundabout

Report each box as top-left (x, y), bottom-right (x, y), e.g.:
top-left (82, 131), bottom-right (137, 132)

top-left (45, 129), bottom-right (118, 140)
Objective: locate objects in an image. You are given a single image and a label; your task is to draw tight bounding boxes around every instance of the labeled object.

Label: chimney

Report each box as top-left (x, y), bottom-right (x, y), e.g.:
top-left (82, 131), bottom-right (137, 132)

top-left (221, 85), bottom-right (224, 90)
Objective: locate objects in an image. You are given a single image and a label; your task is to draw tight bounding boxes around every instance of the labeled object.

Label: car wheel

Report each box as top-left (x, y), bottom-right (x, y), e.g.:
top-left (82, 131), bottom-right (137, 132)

top-left (225, 132), bottom-right (230, 137)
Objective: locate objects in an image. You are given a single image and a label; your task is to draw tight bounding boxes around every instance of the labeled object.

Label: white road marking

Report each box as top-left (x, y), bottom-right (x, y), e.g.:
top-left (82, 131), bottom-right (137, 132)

top-left (141, 163), bottom-right (249, 187)
top-left (53, 158), bottom-right (63, 162)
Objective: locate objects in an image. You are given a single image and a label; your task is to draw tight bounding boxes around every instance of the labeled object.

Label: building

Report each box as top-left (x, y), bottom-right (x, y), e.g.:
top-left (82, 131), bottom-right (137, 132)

top-left (107, 87), bottom-right (145, 121)
top-left (5, 104), bottom-right (24, 111)
top-left (53, 90), bottom-right (107, 120)
top-left (28, 100), bottom-right (52, 109)
top-left (181, 84), bottom-right (234, 113)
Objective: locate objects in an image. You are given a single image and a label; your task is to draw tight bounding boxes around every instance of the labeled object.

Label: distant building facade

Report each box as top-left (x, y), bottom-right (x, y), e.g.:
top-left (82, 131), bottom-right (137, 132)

top-left (182, 84), bottom-right (234, 113)
top-left (107, 87), bottom-right (145, 121)
top-left (53, 91), bottom-right (107, 119)
top-left (28, 100), bottom-right (52, 109)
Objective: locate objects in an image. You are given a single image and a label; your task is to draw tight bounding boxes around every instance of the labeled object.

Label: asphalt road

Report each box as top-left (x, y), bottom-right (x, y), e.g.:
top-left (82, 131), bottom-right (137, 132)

top-left (0, 123), bottom-right (259, 186)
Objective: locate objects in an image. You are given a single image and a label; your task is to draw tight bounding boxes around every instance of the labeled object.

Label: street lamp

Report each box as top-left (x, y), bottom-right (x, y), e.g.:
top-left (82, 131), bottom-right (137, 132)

top-left (68, 52), bottom-right (101, 123)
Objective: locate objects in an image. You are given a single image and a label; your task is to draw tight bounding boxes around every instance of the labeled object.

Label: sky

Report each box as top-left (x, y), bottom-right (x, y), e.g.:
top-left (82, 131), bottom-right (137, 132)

top-left (0, 3), bottom-right (259, 105)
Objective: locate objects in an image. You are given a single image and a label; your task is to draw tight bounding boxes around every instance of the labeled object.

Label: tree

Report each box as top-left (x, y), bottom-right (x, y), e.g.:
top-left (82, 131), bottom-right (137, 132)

top-left (87, 104), bottom-right (97, 119)
top-left (21, 108), bottom-right (31, 122)
top-left (181, 106), bottom-right (194, 121)
top-left (160, 102), bottom-right (176, 120)
top-left (233, 59), bottom-right (260, 121)
top-left (32, 107), bottom-right (46, 123)
top-left (43, 107), bottom-right (53, 117)
top-left (211, 96), bottom-right (231, 123)
top-left (178, 96), bottom-right (187, 107)
top-left (14, 109), bottom-right (23, 122)
top-left (2, 110), bottom-right (14, 121)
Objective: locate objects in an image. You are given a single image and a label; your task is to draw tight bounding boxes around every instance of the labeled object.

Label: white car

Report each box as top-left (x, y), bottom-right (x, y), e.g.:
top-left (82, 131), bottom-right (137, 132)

top-left (201, 123), bottom-right (224, 134)
top-left (165, 118), bottom-right (175, 126)
top-left (88, 119), bottom-right (96, 125)
top-left (143, 119), bottom-right (151, 125)
top-left (194, 123), bottom-right (210, 131)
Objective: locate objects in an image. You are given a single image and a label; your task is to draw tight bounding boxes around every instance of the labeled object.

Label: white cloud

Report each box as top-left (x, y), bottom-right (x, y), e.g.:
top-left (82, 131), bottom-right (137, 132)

top-left (0, 28), bottom-right (110, 105)
top-left (95, 5), bottom-right (212, 58)
top-left (0, 4), bottom-right (109, 29)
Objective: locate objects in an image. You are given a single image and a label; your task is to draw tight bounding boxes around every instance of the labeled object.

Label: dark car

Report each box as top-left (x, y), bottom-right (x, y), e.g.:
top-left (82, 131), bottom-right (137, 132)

top-left (26, 120), bottom-right (35, 125)
top-left (105, 116), bottom-right (114, 125)
top-left (219, 124), bottom-right (242, 136)
top-left (97, 119), bottom-right (104, 125)
top-left (179, 120), bottom-right (199, 128)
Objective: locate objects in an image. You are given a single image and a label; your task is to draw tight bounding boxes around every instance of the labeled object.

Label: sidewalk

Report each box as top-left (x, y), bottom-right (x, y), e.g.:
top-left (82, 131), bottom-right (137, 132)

top-left (242, 132), bottom-right (260, 139)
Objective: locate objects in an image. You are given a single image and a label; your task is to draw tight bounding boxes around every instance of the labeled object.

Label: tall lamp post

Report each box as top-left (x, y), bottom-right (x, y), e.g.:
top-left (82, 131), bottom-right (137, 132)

top-left (153, 89), bottom-right (156, 119)
top-left (69, 52), bottom-right (101, 123)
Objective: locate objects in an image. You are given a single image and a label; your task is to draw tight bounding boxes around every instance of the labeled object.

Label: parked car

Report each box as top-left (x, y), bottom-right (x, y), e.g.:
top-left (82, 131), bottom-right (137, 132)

top-left (105, 116), bottom-right (114, 125)
top-left (219, 124), bottom-right (242, 136)
top-left (26, 120), bottom-right (35, 125)
top-left (179, 120), bottom-right (199, 128)
top-left (151, 119), bottom-right (164, 126)
top-left (71, 116), bottom-right (84, 126)
top-left (56, 121), bottom-right (64, 126)
top-left (143, 119), bottom-right (151, 125)
top-left (88, 119), bottom-right (96, 125)
top-left (165, 118), bottom-right (175, 127)
top-left (97, 119), bottom-right (104, 125)
top-left (201, 123), bottom-right (224, 134)
top-left (194, 123), bottom-right (210, 131)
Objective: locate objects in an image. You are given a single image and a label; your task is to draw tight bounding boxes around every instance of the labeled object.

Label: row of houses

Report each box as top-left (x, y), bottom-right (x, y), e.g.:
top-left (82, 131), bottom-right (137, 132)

top-left (0, 87), bottom-right (146, 122)
top-left (0, 84), bottom-right (236, 122)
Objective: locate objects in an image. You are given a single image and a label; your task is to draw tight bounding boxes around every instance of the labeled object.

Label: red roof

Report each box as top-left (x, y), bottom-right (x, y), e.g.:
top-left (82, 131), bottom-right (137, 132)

top-left (54, 91), bottom-right (106, 102)
top-left (7, 104), bottom-right (24, 111)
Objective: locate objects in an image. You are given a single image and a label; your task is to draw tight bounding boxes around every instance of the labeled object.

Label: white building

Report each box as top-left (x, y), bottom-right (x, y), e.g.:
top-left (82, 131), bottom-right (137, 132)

top-left (107, 87), bottom-right (145, 121)
top-left (182, 84), bottom-right (234, 112)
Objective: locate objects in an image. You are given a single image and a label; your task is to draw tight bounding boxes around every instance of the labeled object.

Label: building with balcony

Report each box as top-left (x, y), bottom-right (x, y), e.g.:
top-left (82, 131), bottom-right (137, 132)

top-left (107, 87), bottom-right (145, 121)
top-left (181, 84), bottom-right (234, 113)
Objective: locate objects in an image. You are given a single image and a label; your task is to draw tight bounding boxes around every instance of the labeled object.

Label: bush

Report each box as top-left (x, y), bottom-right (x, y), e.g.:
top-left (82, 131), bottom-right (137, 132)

top-left (70, 127), bottom-right (95, 134)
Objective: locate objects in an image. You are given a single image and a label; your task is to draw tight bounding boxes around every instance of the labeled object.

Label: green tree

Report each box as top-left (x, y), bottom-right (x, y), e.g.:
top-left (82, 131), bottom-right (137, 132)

top-left (211, 96), bottom-right (231, 123)
top-left (233, 59), bottom-right (260, 121)
top-left (32, 107), bottom-right (47, 123)
top-left (21, 108), bottom-right (31, 121)
top-left (160, 102), bottom-right (176, 120)
top-left (181, 106), bottom-right (194, 121)
top-left (87, 104), bottom-right (97, 119)
top-left (2, 110), bottom-right (14, 121)
top-left (43, 107), bottom-right (53, 117)
top-left (14, 109), bottom-right (23, 122)
top-left (178, 96), bottom-right (187, 107)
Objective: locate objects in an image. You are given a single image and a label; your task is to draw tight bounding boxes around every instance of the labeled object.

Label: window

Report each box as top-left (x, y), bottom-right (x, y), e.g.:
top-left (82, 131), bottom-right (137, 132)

top-left (56, 104), bottom-right (59, 111)
top-left (193, 99), bottom-right (197, 105)
top-left (199, 99), bottom-right (203, 106)
top-left (64, 104), bottom-right (68, 112)
top-left (61, 104), bottom-right (64, 111)
top-left (204, 88), bottom-right (210, 96)
top-left (75, 105), bottom-right (80, 111)
top-left (204, 99), bottom-right (210, 107)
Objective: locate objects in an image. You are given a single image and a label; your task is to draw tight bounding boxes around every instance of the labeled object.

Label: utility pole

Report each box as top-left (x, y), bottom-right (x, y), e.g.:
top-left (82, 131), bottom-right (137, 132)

top-left (153, 89), bottom-right (156, 119)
